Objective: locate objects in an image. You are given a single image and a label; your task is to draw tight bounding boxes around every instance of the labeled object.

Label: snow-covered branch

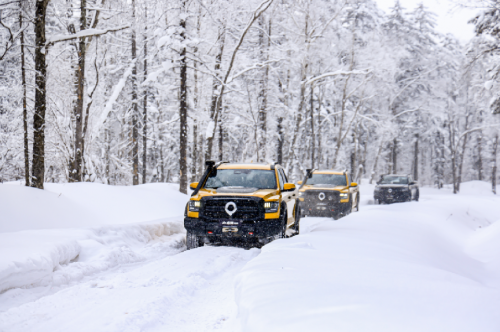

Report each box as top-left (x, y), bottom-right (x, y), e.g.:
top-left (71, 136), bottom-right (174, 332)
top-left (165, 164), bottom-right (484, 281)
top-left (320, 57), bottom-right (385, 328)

top-left (304, 69), bottom-right (372, 86)
top-left (46, 25), bottom-right (130, 45)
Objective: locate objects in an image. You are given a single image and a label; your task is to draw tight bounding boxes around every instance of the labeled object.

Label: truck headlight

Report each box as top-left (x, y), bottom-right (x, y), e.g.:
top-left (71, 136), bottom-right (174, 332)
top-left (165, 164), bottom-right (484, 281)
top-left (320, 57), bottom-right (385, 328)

top-left (264, 201), bottom-right (279, 213)
top-left (189, 200), bottom-right (201, 212)
top-left (340, 193), bottom-right (348, 199)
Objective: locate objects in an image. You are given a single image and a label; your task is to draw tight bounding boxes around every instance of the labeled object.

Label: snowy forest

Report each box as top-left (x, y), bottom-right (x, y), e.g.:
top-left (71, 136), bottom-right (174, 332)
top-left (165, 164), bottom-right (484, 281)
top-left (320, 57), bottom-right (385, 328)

top-left (0, 0), bottom-right (499, 194)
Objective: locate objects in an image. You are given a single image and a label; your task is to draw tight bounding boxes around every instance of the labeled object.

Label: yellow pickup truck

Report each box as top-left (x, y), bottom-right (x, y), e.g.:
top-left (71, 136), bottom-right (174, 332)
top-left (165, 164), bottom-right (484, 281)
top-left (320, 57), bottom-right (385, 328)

top-left (298, 169), bottom-right (360, 219)
top-left (184, 161), bottom-right (300, 249)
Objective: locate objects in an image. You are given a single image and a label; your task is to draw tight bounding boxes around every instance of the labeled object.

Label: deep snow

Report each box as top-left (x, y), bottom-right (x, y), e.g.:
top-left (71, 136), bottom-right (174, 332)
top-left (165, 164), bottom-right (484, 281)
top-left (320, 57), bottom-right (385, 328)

top-left (1, 181), bottom-right (499, 332)
top-left (235, 181), bottom-right (500, 332)
top-left (0, 183), bottom-right (187, 294)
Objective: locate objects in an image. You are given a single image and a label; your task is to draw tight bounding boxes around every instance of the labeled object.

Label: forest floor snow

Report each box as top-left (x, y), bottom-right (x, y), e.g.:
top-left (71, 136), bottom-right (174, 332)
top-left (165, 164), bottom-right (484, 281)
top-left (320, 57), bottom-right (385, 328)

top-left (0, 181), bottom-right (499, 331)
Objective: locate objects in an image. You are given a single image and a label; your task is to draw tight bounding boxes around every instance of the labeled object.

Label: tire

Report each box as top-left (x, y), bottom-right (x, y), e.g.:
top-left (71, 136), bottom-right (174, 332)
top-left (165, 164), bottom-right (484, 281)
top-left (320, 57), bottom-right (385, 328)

top-left (186, 231), bottom-right (201, 250)
top-left (293, 204), bottom-right (300, 234)
top-left (276, 204), bottom-right (287, 239)
top-left (354, 195), bottom-right (360, 212)
top-left (415, 190), bottom-right (420, 202)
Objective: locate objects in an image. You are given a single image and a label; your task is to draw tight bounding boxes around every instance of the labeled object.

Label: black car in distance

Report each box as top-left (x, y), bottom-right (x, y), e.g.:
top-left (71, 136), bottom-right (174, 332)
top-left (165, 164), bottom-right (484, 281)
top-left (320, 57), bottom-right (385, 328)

top-left (373, 175), bottom-right (419, 204)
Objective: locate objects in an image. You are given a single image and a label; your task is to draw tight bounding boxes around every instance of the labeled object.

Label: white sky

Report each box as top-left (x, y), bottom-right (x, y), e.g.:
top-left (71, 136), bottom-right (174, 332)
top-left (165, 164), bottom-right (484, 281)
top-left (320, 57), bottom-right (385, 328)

top-left (375, 0), bottom-right (479, 41)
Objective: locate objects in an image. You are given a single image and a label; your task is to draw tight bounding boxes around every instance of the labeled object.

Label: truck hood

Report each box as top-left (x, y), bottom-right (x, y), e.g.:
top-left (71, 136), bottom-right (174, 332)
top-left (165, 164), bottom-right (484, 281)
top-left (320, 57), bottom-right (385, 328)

top-left (376, 184), bottom-right (409, 188)
top-left (192, 188), bottom-right (280, 201)
top-left (299, 185), bottom-right (349, 192)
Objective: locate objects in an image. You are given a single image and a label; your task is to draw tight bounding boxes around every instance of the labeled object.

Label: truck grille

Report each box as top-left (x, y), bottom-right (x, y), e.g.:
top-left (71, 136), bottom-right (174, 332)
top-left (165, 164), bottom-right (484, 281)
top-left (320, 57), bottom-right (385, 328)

top-left (302, 190), bottom-right (340, 203)
top-left (380, 187), bottom-right (407, 195)
top-left (202, 197), bottom-right (262, 220)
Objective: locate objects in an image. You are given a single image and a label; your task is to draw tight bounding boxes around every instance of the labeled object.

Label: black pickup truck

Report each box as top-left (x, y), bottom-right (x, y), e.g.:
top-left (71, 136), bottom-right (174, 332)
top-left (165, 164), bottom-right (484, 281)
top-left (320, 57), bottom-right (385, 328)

top-left (374, 175), bottom-right (419, 204)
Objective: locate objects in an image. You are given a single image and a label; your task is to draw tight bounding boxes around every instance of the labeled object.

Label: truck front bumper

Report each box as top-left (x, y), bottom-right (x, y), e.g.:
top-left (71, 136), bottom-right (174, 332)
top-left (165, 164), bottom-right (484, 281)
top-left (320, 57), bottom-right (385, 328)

top-left (184, 217), bottom-right (282, 239)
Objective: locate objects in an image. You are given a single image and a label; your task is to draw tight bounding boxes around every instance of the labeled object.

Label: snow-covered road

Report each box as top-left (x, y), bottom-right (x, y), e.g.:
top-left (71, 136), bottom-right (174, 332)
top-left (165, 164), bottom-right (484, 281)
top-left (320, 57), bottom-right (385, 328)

top-left (0, 242), bottom-right (256, 332)
top-left (0, 216), bottom-right (324, 332)
top-left (2, 181), bottom-right (500, 332)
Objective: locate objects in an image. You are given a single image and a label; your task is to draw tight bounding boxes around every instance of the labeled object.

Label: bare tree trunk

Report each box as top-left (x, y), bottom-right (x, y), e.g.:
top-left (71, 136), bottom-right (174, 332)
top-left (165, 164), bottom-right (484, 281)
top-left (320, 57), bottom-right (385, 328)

top-left (413, 133), bottom-right (419, 181)
top-left (448, 120), bottom-right (457, 194)
top-left (456, 114), bottom-right (470, 191)
top-left (477, 133), bottom-right (483, 181)
top-left (69, 0), bottom-right (87, 182)
top-left (142, 8), bottom-right (148, 184)
top-left (277, 117), bottom-right (283, 165)
top-left (178, 0), bottom-right (188, 194)
top-left (493, 134), bottom-right (498, 195)
top-left (191, 122), bottom-right (197, 182)
top-left (31, 0), bottom-right (49, 189)
top-left (310, 85), bottom-right (315, 168)
top-left (317, 87), bottom-right (323, 168)
top-left (257, 16), bottom-right (270, 162)
top-left (218, 119), bottom-right (223, 161)
top-left (350, 132), bottom-right (356, 176)
top-left (392, 138), bottom-right (397, 174)
top-left (191, 11), bottom-right (200, 182)
top-left (20, 8), bottom-right (29, 186)
top-left (105, 128), bottom-right (110, 184)
top-left (131, 0), bottom-right (139, 185)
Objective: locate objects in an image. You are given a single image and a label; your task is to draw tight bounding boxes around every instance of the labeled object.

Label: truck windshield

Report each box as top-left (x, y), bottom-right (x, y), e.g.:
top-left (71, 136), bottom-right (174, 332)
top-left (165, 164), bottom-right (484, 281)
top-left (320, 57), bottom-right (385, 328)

top-left (204, 169), bottom-right (277, 189)
top-left (306, 174), bottom-right (347, 186)
top-left (379, 176), bottom-right (408, 184)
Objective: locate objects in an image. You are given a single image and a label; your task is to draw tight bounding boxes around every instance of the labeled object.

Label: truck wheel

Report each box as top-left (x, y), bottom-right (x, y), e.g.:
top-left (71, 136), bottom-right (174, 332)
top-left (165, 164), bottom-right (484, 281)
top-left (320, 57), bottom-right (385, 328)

top-left (276, 205), bottom-right (287, 239)
top-left (293, 205), bottom-right (300, 234)
top-left (186, 231), bottom-right (201, 250)
top-left (354, 196), bottom-right (360, 212)
top-left (415, 190), bottom-right (420, 202)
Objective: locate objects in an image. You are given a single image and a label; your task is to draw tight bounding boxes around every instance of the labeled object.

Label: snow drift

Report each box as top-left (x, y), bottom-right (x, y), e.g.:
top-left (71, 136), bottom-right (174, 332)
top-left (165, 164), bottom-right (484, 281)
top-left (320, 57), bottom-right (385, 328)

top-left (0, 183), bottom-right (188, 294)
top-left (235, 182), bottom-right (500, 332)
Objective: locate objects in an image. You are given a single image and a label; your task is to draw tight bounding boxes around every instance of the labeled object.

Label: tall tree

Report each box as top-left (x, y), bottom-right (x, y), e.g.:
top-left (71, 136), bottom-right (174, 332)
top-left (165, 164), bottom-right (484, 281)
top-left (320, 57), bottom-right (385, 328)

top-left (31, 0), bottom-right (50, 189)
top-left (179, 0), bottom-right (188, 194)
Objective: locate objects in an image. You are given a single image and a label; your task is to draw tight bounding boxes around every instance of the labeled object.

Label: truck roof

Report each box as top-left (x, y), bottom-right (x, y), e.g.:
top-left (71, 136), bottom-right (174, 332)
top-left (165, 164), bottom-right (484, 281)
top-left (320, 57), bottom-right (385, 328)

top-left (217, 163), bottom-right (276, 170)
top-left (313, 170), bottom-right (346, 175)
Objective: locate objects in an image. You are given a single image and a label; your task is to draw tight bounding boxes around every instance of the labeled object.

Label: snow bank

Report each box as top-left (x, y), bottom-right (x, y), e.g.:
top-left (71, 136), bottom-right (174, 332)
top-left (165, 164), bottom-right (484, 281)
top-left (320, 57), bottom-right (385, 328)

top-left (0, 219), bottom-right (185, 294)
top-left (235, 182), bottom-right (500, 332)
top-left (0, 182), bottom-right (186, 232)
top-left (0, 183), bottom-right (188, 293)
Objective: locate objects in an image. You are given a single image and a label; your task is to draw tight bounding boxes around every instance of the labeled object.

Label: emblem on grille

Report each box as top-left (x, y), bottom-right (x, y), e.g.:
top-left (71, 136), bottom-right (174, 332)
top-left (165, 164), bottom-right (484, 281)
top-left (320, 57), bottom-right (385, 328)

top-left (318, 192), bottom-right (326, 201)
top-left (225, 202), bottom-right (237, 216)
top-left (388, 189), bottom-right (393, 193)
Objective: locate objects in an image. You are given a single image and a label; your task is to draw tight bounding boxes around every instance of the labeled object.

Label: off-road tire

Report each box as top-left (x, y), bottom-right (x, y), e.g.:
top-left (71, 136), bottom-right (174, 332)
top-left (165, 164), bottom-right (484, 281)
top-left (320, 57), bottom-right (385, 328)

top-left (414, 190), bottom-right (420, 202)
top-left (276, 204), bottom-right (287, 239)
top-left (186, 231), bottom-right (201, 250)
top-left (354, 196), bottom-right (360, 212)
top-left (293, 204), bottom-right (300, 234)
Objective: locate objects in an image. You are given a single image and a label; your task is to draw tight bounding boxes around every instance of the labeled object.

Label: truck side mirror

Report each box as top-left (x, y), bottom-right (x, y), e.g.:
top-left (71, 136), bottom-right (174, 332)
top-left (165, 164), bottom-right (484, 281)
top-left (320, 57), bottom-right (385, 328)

top-left (283, 183), bottom-right (296, 192)
top-left (350, 182), bottom-right (358, 187)
top-left (297, 180), bottom-right (303, 185)
top-left (189, 182), bottom-right (199, 190)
